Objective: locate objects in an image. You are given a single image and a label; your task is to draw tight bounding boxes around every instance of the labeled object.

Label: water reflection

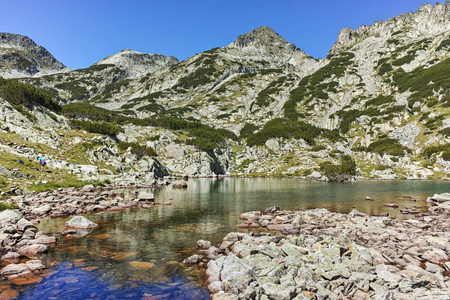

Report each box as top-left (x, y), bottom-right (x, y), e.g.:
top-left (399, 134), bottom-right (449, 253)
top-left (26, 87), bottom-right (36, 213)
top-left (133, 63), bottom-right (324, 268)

top-left (20, 178), bottom-right (448, 299)
top-left (17, 262), bottom-right (210, 300)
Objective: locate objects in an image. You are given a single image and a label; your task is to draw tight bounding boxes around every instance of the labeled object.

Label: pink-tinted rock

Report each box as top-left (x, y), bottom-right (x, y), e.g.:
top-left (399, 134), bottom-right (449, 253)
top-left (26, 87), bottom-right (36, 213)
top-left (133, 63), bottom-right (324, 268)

top-left (18, 244), bottom-right (48, 257)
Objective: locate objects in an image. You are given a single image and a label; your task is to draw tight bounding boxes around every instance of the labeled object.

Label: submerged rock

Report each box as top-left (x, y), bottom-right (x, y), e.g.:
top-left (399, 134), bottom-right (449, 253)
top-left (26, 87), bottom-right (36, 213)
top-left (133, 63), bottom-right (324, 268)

top-left (65, 216), bottom-right (98, 229)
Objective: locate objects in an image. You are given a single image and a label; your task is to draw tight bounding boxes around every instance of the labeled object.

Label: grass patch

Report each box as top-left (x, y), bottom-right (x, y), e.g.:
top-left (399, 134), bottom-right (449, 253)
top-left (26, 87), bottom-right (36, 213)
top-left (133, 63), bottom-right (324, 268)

top-left (29, 179), bottom-right (103, 193)
top-left (0, 202), bottom-right (19, 211)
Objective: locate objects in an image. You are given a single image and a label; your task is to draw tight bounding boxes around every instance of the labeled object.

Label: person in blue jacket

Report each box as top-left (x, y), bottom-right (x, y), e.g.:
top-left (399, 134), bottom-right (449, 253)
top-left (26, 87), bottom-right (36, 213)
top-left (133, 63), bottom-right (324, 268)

top-left (37, 157), bottom-right (46, 172)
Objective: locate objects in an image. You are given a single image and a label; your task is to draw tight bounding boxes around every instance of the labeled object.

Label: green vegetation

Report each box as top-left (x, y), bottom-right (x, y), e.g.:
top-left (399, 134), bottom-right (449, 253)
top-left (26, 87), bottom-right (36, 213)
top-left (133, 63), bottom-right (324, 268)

top-left (422, 144), bottom-right (450, 160)
top-left (319, 155), bottom-right (357, 179)
top-left (101, 79), bottom-right (130, 99)
top-left (62, 102), bottom-right (126, 122)
top-left (439, 127), bottom-right (450, 137)
top-left (436, 38), bottom-right (450, 52)
top-left (239, 123), bottom-right (260, 139)
top-left (136, 103), bottom-right (164, 113)
top-left (310, 145), bottom-right (326, 152)
top-left (378, 62), bottom-right (393, 76)
top-left (70, 119), bottom-right (124, 136)
top-left (246, 118), bottom-right (324, 146)
top-left (284, 52), bottom-right (354, 120)
top-left (0, 77), bottom-right (61, 112)
top-left (393, 58), bottom-right (450, 99)
top-left (174, 65), bottom-right (216, 89)
top-left (78, 64), bottom-right (116, 72)
top-left (62, 102), bottom-right (235, 151)
top-left (365, 95), bottom-right (394, 107)
top-left (424, 115), bottom-right (445, 131)
top-left (333, 104), bottom-right (405, 134)
top-left (0, 202), bottom-right (19, 211)
top-left (366, 138), bottom-right (408, 156)
top-left (117, 142), bottom-right (157, 158)
top-left (255, 77), bottom-right (285, 107)
top-left (55, 81), bottom-right (89, 100)
top-left (392, 54), bottom-right (415, 66)
top-left (29, 179), bottom-right (104, 193)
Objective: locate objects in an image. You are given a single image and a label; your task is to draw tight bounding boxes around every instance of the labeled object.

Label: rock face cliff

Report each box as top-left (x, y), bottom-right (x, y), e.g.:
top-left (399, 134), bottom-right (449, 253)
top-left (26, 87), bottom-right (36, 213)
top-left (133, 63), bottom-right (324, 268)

top-left (0, 33), bottom-right (70, 78)
top-left (0, 2), bottom-right (449, 186)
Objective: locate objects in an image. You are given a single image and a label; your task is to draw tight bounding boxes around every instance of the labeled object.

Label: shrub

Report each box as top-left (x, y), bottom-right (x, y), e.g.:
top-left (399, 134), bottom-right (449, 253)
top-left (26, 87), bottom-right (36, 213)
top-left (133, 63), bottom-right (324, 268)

top-left (239, 123), bottom-right (259, 139)
top-left (439, 127), bottom-right (450, 137)
top-left (101, 79), bottom-right (130, 99)
top-left (117, 142), bottom-right (157, 158)
top-left (367, 138), bottom-right (408, 156)
top-left (392, 54), bottom-right (415, 66)
top-left (365, 95), bottom-right (394, 107)
top-left (70, 119), bottom-right (124, 136)
top-left (246, 118), bottom-right (322, 146)
top-left (136, 103), bottom-right (163, 113)
top-left (173, 66), bottom-right (215, 89)
top-left (319, 155), bottom-right (357, 180)
top-left (436, 38), bottom-right (450, 51)
top-left (0, 77), bottom-right (61, 112)
top-left (422, 144), bottom-right (450, 159)
top-left (55, 81), bottom-right (89, 100)
top-left (393, 58), bottom-right (450, 97)
top-left (310, 145), bottom-right (326, 152)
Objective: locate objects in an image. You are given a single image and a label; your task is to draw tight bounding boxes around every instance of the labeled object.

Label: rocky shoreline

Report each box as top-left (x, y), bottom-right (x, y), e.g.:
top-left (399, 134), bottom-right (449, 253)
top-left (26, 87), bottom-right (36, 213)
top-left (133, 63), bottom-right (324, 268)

top-left (0, 185), bottom-right (448, 299)
top-left (187, 193), bottom-right (450, 299)
top-left (0, 183), bottom-right (174, 298)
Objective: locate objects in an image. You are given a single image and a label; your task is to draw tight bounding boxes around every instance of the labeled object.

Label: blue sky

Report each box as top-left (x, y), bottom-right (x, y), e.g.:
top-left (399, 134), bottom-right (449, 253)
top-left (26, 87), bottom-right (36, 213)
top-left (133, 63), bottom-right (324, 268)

top-left (1, 0), bottom-right (430, 69)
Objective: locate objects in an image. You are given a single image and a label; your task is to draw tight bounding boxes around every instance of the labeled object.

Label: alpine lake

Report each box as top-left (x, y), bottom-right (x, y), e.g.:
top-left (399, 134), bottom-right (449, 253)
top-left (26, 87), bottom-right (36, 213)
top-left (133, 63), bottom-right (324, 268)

top-left (13, 178), bottom-right (449, 299)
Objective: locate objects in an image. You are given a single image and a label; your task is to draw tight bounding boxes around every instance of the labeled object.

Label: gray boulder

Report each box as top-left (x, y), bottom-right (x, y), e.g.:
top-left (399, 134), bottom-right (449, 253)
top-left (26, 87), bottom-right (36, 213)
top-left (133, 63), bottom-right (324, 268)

top-left (220, 254), bottom-right (255, 294)
top-left (0, 210), bottom-right (21, 226)
top-left (430, 193), bottom-right (450, 203)
top-left (65, 216), bottom-right (98, 229)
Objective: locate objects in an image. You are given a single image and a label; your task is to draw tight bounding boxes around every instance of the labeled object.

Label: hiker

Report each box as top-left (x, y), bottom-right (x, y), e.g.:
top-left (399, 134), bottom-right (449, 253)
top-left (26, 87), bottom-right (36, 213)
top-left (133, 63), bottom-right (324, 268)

top-left (37, 157), bottom-right (46, 172)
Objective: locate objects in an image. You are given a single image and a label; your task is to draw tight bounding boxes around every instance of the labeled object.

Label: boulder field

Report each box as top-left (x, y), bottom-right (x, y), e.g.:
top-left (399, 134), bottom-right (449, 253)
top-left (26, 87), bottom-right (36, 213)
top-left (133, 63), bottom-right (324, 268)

top-left (190, 194), bottom-right (450, 299)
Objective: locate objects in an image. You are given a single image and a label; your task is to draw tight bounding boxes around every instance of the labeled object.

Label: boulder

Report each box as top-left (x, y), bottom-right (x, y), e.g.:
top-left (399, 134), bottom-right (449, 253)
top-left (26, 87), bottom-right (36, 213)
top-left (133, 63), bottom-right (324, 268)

top-left (18, 244), bottom-right (48, 257)
top-left (31, 205), bottom-right (52, 215)
top-left (0, 210), bottom-right (21, 226)
top-left (25, 260), bottom-right (45, 271)
top-left (430, 193), bottom-right (450, 203)
top-left (183, 254), bottom-right (203, 265)
top-left (197, 240), bottom-right (212, 249)
top-left (220, 255), bottom-right (255, 294)
top-left (0, 263), bottom-right (29, 276)
top-left (16, 218), bottom-right (37, 232)
top-left (137, 191), bottom-right (154, 200)
top-left (65, 216), bottom-right (98, 229)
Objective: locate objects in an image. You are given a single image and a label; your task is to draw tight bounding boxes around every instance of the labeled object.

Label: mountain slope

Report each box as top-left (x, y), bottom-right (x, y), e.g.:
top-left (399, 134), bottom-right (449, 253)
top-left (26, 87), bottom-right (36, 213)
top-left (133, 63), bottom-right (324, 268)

top-left (0, 2), bottom-right (448, 183)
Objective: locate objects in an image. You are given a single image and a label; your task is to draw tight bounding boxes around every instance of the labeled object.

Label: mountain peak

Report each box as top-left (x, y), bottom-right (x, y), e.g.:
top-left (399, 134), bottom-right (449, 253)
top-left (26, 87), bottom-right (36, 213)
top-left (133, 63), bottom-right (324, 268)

top-left (229, 26), bottom-right (289, 48)
top-left (0, 32), bottom-right (69, 78)
top-left (329, 1), bottom-right (450, 55)
top-left (93, 49), bottom-right (178, 79)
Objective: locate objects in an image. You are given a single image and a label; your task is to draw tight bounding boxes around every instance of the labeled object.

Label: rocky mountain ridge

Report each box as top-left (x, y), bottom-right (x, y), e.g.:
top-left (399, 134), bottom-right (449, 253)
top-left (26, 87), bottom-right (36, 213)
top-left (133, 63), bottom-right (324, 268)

top-left (0, 2), bottom-right (449, 191)
top-left (93, 49), bottom-right (179, 79)
top-left (0, 33), bottom-right (70, 78)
